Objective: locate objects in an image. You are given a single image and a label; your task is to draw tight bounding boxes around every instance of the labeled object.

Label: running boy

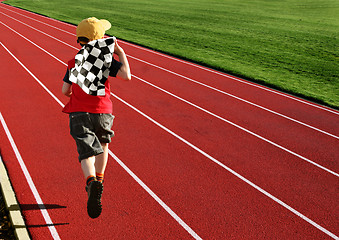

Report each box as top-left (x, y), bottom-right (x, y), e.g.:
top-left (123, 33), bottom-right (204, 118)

top-left (61, 17), bottom-right (131, 218)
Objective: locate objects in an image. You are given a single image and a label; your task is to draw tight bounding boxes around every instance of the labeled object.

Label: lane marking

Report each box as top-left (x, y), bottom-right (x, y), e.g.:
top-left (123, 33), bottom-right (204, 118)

top-left (0, 3), bottom-right (75, 36)
top-left (1, 18), bottom-right (337, 178)
top-left (108, 150), bottom-right (202, 240)
top-left (0, 3), bottom-right (76, 29)
top-left (133, 75), bottom-right (339, 177)
top-left (0, 153), bottom-right (31, 239)
top-left (0, 112), bottom-right (61, 240)
top-left (0, 41), bottom-right (202, 240)
top-left (0, 11), bottom-right (77, 50)
top-left (128, 56), bottom-right (339, 139)
top-left (1, 4), bottom-right (338, 116)
top-left (122, 41), bottom-right (339, 115)
top-left (0, 39), bottom-right (65, 106)
top-left (111, 92), bottom-right (339, 240)
top-left (1, 32), bottom-right (337, 238)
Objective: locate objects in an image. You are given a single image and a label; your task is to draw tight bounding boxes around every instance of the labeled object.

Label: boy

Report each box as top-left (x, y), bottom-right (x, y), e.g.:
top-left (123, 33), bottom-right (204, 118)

top-left (62, 17), bottom-right (131, 218)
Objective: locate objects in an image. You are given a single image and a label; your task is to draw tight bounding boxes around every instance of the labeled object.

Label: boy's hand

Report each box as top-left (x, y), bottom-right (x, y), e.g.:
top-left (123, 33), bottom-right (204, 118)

top-left (114, 40), bottom-right (131, 81)
top-left (114, 40), bottom-right (124, 56)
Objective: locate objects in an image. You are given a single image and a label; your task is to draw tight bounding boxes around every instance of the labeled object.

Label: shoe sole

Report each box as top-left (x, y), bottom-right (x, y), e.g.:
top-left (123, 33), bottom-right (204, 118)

top-left (87, 181), bottom-right (103, 218)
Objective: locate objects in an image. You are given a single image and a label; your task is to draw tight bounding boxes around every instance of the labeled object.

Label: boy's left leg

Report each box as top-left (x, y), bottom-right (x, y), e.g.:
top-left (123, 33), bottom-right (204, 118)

top-left (81, 156), bottom-right (103, 219)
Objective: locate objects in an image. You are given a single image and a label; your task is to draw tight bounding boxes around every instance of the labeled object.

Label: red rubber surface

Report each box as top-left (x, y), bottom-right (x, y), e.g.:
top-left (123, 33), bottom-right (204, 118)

top-left (0, 2), bottom-right (338, 239)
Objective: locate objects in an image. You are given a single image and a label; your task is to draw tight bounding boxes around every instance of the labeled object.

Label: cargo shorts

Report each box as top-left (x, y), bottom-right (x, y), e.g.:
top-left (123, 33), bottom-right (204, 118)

top-left (69, 112), bottom-right (114, 161)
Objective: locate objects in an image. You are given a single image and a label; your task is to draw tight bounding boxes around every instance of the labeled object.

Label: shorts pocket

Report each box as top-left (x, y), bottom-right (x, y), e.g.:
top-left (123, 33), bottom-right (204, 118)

top-left (99, 114), bottom-right (114, 130)
top-left (95, 114), bottom-right (114, 142)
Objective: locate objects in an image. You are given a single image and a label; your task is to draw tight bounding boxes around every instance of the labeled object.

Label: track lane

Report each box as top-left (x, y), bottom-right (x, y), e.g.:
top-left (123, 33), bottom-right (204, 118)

top-left (0, 40), bottom-right (199, 239)
top-left (0, 2), bottom-right (339, 240)
top-left (0, 23), bottom-right (202, 239)
top-left (118, 40), bottom-right (339, 118)
top-left (110, 89), bottom-right (336, 236)
top-left (0, 45), bottom-right (61, 240)
top-left (1, 2), bottom-right (338, 135)
top-left (0, 4), bottom-right (338, 142)
top-left (0, 20), bottom-right (338, 240)
top-left (124, 64), bottom-right (339, 172)
top-left (124, 53), bottom-right (339, 138)
top-left (1, 7), bottom-right (337, 176)
top-left (3, 0), bottom-right (339, 230)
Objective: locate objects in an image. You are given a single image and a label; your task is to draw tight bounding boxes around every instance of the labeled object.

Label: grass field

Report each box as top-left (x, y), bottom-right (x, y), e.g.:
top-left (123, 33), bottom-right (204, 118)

top-left (4, 0), bottom-right (339, 109)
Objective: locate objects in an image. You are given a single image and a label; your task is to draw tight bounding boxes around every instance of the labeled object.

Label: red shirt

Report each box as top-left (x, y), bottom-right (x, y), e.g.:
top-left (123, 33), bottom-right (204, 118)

top-left (62, 58), bottom-right (121, 114)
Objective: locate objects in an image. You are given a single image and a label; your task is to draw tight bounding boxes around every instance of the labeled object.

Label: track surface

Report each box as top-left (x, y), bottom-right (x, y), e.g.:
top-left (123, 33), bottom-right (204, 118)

top-left (0, 3), bottom-right (338, 239)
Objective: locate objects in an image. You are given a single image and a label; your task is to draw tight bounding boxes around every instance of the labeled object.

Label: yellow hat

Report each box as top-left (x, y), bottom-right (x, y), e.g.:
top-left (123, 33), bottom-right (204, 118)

top-left (76, 17), bottom-right (111, 42)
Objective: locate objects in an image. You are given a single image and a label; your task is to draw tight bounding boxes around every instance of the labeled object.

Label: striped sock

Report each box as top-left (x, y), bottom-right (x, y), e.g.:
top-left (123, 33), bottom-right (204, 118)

top-left (86, 175), bottom-right (97, 186)
top-left (96, 173), bottom-right (104, 183)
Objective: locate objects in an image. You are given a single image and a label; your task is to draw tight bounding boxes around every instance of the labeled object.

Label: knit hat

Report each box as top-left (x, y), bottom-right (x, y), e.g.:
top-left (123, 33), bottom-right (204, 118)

top-left (76, 17), bottom-right (111, 43)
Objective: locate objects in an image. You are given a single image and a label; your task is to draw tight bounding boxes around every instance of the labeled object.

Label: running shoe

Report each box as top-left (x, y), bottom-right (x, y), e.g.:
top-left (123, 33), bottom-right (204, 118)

top-left (86, 180), bottom-right (103, 218)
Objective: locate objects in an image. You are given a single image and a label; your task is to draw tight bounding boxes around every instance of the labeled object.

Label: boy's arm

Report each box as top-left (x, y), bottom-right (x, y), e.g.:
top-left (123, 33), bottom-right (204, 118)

top-left (61, 69), bottom-right (72, 97)
top-left (62, 82), bottom-right (72, 97)
top-left (114, 40), bottom-right (131, 81)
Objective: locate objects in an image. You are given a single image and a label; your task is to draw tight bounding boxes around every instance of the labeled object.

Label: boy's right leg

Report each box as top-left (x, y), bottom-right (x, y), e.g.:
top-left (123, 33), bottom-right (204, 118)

top-left (94, 143), bottom-right (109, 183)
top-left (81, 156), bottom-right (96, 179)
top-left (69, 112), bottom-right (105, 218)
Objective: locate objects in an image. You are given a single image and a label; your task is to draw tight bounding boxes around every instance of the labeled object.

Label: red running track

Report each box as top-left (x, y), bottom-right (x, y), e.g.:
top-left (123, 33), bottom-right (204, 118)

top-left (0, 2), bottom-right (338, 239)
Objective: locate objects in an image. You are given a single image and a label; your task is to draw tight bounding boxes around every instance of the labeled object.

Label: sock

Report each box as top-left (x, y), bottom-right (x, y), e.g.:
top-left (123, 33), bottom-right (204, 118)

top-left (96, 172), bottom-right (104, 183)
top-left (86, 175), bottom-right (96, 186)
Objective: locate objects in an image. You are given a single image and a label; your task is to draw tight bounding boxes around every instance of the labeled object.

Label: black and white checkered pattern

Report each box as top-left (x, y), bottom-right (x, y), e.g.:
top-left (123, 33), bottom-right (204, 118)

top-left (69, 37), bottom-right (116, 96)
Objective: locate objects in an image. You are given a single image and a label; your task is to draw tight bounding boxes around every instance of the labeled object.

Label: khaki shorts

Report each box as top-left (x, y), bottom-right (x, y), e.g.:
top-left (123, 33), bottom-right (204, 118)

top-left (69, 112), bottom-right (114, 161)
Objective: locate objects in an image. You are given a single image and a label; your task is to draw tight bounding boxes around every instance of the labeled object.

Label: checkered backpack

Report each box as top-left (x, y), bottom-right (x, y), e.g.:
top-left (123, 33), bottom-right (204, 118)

top-left (69, 37), bottom-right (116, 96)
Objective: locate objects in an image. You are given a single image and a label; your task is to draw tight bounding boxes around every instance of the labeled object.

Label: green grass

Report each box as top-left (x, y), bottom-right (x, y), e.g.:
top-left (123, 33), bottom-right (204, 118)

top-left (4, 0), bottom-right (339, 109)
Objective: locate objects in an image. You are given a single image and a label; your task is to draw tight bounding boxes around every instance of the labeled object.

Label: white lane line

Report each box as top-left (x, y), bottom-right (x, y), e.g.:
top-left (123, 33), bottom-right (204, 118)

top-left (1, 17), bottom-right (337, 177)
top-left (122, 40), bottom-right (339, 115)
top-left (1, 27), bottom-right (337, 239)
top-left (0, 40), bottom-right (65, 106)
top-left (128, 55), bottom-right (339, 139)
top-left (0, 112), bottom-right (61, 240)
top-left (0, 19), bottom-right (67, 66)
top-left (0, 3), bottom-right (75, 29)
top-left (0, 11), bottom-right (77, 50)
top-left (0, 41), bottom-right (202, 240)
top-left (108, 150), bottom-right (202, 240)
top-left (133, 75), bottom-right (339, 177)
top-left (0, 4), bottom-right (75, 36)
top-left (111, 92), bottom-right (339, 240)
top-left (1, 3), bottom-right (338, 116)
